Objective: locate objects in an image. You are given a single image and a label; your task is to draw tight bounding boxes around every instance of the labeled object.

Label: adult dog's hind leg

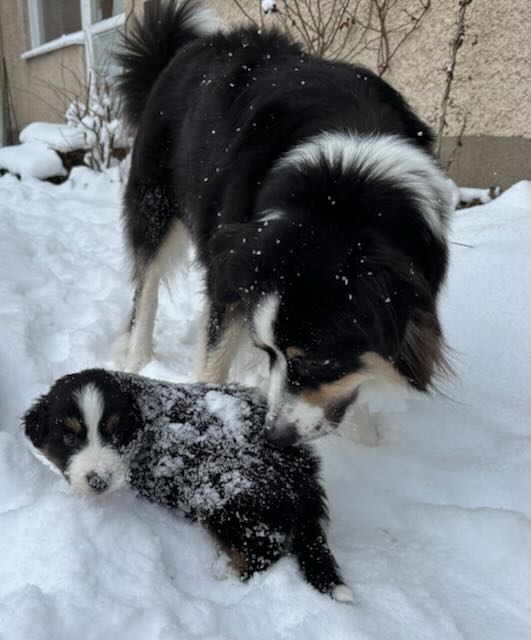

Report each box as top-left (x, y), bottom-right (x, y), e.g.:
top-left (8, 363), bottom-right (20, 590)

top-left (124, 262), bottom-right (160, 372)
top-left (115, 179), bottom-right (189, 372)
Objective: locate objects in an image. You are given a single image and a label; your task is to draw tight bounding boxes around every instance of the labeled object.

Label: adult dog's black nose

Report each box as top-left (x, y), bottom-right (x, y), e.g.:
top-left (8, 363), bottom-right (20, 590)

top-left (86, 471), bottom-right (111, 493)
top-left (264, 423), bottom-right (298, 448)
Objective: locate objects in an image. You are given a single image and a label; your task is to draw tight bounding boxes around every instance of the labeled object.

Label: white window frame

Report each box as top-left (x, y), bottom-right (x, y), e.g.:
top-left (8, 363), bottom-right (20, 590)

top-left (24, 0), bottom-right (125, 66)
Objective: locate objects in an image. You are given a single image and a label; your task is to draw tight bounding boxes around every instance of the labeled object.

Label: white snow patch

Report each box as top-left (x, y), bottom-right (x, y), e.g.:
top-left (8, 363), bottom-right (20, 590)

top-left (262, 0), bottom-right (278, 12)
top-left (20, 122), bottom-right (91, 153)
top-left (447, 178), bottom-right (501, 209)
top-left (0, 142), bottom-right (66, 180)
top-left (0, 171), bottom-right (529, 639)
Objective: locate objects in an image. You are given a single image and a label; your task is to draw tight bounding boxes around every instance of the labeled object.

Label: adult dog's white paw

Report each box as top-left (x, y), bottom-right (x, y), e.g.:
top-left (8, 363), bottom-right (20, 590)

top-left (111, 332), bottom-right (132, 370)
top-left (111, 332), bottom-right (152, 373)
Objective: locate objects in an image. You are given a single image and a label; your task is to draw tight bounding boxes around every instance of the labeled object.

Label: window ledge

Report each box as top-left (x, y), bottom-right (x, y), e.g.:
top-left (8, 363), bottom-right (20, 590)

top-left (21, 32), bottom-right (85, 60)
top-left (21, 13), bottom-right (125, 60)
top-left (91, 13), bottom-right (126, 36)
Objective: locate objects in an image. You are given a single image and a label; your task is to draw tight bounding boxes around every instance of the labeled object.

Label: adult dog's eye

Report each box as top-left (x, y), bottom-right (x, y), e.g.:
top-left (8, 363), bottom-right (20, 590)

top-left (63, 432), bottom-right (79, 447)
top-left (290, 357), bottom-right (339, 374)
top-left (294, 356), bottom-right (334, 367)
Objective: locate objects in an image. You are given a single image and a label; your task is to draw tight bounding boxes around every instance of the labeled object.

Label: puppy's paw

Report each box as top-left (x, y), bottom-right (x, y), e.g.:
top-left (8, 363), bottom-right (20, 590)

top-left (332, 583), bottom-right (355, 604)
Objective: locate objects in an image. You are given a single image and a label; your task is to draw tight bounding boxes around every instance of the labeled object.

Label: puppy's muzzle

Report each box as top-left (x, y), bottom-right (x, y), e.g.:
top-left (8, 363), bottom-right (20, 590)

top-left (86, 471), bottom-right (111, 493)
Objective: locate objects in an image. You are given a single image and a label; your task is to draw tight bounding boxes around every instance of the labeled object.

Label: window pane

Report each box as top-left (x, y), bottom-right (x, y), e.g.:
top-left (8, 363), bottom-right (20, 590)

top-left (93, 28), bottom-right (122, 77)
top-left (38, 0), bottom-right (82, 44)
top-left (92, 0), bottom-right (124, 23)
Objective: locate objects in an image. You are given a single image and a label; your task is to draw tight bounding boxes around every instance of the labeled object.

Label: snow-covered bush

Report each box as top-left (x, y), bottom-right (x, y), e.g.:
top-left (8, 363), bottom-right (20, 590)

top-left (65, 79), bottom-right (129, 172)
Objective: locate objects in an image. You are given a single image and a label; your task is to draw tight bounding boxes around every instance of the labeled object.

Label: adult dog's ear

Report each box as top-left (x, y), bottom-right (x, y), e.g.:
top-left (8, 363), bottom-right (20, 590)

top-left (23, 395), bottom-right (50, 448)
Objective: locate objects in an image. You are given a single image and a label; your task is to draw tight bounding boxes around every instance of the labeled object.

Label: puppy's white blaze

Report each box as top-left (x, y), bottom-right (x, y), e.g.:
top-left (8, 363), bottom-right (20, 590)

top-left (75, 384), bottom-right (104, 444)
top-left (276, 131), bottom-right (452, 240)
top-left (332, 584), bottom-right (355, 603)
top-left (183, 1), bottom-right (224, 35)
top-left (253, 294), bottom-right (287, 411)
top-left (69, 384), bottom-right (125, 495)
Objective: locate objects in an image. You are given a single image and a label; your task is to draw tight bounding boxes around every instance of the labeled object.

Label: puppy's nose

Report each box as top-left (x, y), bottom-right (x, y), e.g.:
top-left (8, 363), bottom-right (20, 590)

top-left (264, 423), bottom-right (298, 448)
top-left (86, 471), bottom-right (111, 493)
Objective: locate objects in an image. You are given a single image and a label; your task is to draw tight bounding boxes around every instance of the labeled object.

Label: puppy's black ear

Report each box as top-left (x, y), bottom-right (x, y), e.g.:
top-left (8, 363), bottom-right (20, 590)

top-left (23, 395), bottom-right (50, 448)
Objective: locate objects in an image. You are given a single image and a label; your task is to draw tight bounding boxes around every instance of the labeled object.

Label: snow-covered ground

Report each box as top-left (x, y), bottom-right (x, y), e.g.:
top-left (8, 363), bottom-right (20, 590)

top-left (0, 169), bottom-right (529, 640)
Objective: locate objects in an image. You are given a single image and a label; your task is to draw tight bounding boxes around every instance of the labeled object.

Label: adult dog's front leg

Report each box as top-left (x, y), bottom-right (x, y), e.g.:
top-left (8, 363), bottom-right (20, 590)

top-left (197, 303), bottom-right (244, 383)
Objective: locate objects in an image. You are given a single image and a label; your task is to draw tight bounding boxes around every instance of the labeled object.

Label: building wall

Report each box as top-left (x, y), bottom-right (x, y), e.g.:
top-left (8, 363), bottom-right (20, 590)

top-left (0, 1), bottom-right (86, 133)
top-left (205, 0), bottom-right (531, 138)
top-left (2, 0), bottom-right (530, 187)
top-left (204, 0), bottom-right (531, 187)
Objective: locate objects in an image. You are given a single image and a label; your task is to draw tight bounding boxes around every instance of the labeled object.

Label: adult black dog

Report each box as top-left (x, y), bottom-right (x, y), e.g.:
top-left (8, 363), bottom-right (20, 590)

top-left (116, 0), bottom-right (452, 446)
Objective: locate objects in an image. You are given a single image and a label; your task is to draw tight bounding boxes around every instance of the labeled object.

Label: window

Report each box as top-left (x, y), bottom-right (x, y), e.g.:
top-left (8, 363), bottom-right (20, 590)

top-left (27, 0), bottom-right (124, 48)
top-left (34, 0), bottom-right (82, 45)
top-left (92, 0), bottom-right (124, 24)
top-left (25, 0), bottom-right (125, 74)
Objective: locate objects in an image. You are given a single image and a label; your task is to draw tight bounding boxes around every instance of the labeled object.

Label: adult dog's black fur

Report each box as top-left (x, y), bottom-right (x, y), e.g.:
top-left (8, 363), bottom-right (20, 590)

top-left (24, 368), bottom-right (352, 600)
top-left (116, 0), bottom-right (452, 445)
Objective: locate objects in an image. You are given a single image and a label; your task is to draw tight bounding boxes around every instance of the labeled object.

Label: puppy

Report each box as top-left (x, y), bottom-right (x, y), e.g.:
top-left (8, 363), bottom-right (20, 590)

top-left (23, 368), bottom-right (352, 601)
top-left (116, 0), bottom-right (452, 446)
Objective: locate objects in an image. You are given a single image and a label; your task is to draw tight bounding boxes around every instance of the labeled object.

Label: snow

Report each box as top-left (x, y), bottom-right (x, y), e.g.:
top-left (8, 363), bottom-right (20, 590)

top-left (0, 170), bottom-right (530, 639)
top-left (0, 141), bottom-right (66, 180)
top-left (447, 178), bottom-right (500, 209)
top-left (261, 0), bottom-right (278, 13)
top-left (458, 185), bottom-right (500, 205)
top-left (20, 122), bottom-right (91, 153)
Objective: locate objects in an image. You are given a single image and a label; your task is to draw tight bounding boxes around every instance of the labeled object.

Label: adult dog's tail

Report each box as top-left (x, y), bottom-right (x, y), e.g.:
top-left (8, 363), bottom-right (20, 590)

top-left (116, 0), bottom-right (221, 125)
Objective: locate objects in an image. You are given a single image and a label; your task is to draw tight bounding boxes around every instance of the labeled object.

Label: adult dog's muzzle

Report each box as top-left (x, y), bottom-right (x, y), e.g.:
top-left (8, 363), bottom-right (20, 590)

top-left (263, 397), bottom-right (336, 447)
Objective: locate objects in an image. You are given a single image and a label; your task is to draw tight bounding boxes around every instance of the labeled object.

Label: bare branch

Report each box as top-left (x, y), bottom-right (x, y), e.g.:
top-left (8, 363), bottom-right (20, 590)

top-left (435, 0), bottom-right (474, 157)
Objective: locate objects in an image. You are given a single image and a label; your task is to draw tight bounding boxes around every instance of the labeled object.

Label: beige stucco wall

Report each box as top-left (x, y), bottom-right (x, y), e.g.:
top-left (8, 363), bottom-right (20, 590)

top-left (4, 0), bottom-right (530, 138)
top-left (206, 0), bottom-right (531, 188)
top-left (2, 0), bottom-right (529, 186)
top-left (0, 0), bottom-right (86, 132)
top-left (204, 0), bottom-right (531, 140)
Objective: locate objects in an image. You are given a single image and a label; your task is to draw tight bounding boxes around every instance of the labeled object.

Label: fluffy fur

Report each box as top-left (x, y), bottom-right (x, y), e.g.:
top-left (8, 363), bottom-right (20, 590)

top-left (116, 0), bottom-right (452, 445)
top-left (23, 368), bottom-right (351, 600)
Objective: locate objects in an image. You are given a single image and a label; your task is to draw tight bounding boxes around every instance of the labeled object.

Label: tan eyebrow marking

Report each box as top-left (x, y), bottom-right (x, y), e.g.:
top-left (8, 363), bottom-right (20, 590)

top-left (105, 414), bottom-right (120, 431)
top-left (64, 417), bottom-right (83, 433)
top-left (286, 346), bottom-right (306, 359)
top-left (297, 352), bottom-right (407, 406)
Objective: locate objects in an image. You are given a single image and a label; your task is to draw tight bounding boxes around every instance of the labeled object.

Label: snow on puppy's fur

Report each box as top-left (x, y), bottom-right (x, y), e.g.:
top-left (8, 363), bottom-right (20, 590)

top-left (24, 368), bottom-right (352, 601)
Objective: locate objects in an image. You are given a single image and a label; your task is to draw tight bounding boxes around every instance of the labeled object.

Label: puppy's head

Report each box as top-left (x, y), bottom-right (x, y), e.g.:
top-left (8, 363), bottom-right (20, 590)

top-left (24, 369), bottom-right (141, 495)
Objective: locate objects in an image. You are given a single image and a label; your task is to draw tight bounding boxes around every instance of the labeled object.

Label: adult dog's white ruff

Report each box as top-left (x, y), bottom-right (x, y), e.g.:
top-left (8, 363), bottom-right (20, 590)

top-left (277, 131), bottom-right (452, 240)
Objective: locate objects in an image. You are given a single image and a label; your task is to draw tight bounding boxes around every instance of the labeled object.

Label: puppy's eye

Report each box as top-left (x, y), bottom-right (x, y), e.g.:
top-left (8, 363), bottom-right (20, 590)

top-left (63, 432), bottom-right (79, 447)
top-left (105, 414), bottom-right (120, 432)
